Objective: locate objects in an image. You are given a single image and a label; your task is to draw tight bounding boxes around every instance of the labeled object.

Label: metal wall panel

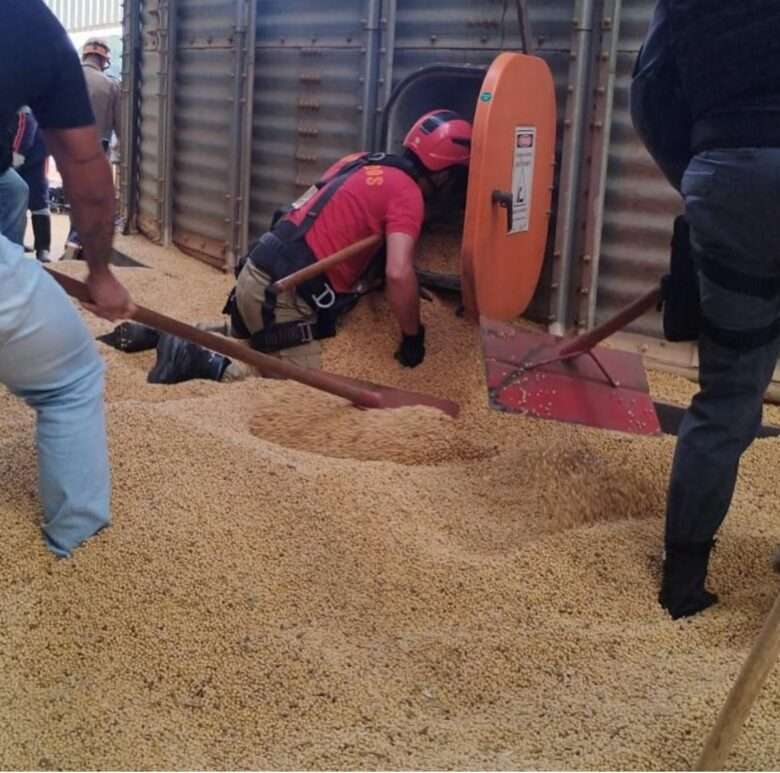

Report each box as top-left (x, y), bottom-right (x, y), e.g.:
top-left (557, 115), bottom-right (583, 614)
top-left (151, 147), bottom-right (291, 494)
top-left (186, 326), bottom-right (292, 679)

top-left (44, 0), bottom-right (122, 32)
top-left (391, 0), bottom-right (574, 54)
top-left (383, 0), bottom-right (577, 150)
top-left (256, 0), bottom-right (369, 46)
top-left (591, 0), bottom-right (680, 338)
top-left (119, 0), bottom-right (142, 229)
top-left (248, 0), bottom-right (371, 240)
top-left (177, 0), bottom-right (237, 44)
top-left (171, 0), bottom-right (253, 268)
top-left (172, 47), bottom-right (235, 264)
top-left (136, 0), bottom-right (171, 243)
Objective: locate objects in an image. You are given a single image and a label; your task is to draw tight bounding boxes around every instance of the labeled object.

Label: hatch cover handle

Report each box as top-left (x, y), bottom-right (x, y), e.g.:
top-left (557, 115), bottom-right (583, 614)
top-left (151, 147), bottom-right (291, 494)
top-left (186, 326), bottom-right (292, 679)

top-left (492, 190), bottom-right (514, 232)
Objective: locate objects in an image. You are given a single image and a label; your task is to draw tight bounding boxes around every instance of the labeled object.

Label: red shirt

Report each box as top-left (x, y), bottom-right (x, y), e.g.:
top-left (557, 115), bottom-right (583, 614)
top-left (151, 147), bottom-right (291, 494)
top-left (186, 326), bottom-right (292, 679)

top-left (286, 154), bottom-right (424, 293)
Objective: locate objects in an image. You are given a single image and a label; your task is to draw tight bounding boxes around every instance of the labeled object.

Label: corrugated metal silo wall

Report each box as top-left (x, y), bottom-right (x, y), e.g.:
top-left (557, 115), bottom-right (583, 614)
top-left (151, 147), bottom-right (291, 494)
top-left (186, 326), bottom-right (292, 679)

top-left (249, 0), bottom-right (372, 240)
top-left (592, 0), bottom-right (681, 338)
top-left (137, 0), bottom-right (167, 243)
top-left (119, 0), bottom-right (142, 231)
top-left (172, 0), bottom-right (241, 267)
top-left (388, 1), bottom-right (574, 82)
top-left (133, 0), bottom-right (581, 283)
top-left (386, 0), bottom-right (576, 322)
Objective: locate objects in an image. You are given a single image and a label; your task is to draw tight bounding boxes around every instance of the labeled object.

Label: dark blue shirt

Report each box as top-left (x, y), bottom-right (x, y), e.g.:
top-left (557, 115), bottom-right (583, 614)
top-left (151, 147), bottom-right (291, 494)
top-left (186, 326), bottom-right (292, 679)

top-left (1, 0), bottom-right (94, 133)
top-left (642, 0), bottom-right (780, 117)
top-left (637, 0), bottom-right (669, 72)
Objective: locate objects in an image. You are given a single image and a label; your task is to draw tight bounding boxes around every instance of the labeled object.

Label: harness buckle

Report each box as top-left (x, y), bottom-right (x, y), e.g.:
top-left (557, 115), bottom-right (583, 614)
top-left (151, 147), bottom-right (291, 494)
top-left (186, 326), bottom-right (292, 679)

top-left (298, 321), bottom-right (314, 344)
top-left (311, 284), bottom-right (336, 310)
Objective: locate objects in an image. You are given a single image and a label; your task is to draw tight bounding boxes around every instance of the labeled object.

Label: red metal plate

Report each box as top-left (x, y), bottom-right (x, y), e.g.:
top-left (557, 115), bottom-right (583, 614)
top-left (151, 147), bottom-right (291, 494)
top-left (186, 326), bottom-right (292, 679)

top-left (481, 318), bottom-right (661, 436)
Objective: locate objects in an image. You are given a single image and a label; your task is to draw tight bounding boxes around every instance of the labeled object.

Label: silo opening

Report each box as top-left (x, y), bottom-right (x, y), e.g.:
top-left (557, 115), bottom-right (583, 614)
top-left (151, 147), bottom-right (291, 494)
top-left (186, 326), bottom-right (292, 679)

top-left (382, 65), bottom-right (487, 296)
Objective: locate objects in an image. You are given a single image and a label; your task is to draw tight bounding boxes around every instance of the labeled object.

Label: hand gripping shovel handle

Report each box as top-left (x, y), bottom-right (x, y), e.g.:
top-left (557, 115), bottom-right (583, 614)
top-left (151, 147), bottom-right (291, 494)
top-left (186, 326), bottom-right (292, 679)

top-left (48, 269), bottom-right (459, 417)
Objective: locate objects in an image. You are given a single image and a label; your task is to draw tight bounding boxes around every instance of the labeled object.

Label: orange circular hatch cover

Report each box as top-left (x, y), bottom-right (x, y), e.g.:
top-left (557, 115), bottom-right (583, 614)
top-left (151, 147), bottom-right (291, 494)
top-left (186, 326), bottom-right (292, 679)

top-left (461, 53), bottom-right (557, 321)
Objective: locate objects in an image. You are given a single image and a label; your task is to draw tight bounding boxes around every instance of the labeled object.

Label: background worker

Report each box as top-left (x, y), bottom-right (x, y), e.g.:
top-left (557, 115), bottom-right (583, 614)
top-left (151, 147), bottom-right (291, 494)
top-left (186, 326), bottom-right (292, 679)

top-left (1, 0), bottom-right (134, 556)
top-left (101, 110), bottom-right (473, 384)
top-left (65, 38), bottom-right (121, 256)
top-left (81, 38), bottom-right (121, 152)
top-left (634, 0), bottom-right (780, 619)
top-left (13, 108), bottom-right (52, 262)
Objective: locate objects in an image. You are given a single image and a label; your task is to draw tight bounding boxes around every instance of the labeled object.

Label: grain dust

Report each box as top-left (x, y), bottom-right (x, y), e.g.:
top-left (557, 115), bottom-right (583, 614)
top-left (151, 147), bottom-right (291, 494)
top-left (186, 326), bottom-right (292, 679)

top-left (1, 236), bottom-right (779, 770)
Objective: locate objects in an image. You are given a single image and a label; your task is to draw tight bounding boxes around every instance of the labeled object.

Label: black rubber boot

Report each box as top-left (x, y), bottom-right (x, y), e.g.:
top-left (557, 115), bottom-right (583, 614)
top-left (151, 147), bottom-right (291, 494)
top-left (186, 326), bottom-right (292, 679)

top-left (31, 213), bottom-right (51, 262)
top-left (148, 333), bottom-right (229, 384)
top-left (97, 322), bottom-right (160, 353)
top-left (659, 540), bottom-right (719, 620)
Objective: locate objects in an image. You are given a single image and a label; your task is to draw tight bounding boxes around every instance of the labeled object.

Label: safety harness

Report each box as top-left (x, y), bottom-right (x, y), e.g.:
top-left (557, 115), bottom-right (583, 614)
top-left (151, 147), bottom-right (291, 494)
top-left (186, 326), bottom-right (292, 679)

top-left (226, 152), bottom-right (419, 353)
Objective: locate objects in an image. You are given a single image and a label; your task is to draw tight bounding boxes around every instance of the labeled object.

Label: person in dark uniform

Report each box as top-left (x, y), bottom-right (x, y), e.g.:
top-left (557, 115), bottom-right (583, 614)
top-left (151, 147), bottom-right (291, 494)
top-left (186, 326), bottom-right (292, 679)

top-left (0, 114), bottom-right (29, 246)
top-left (634, 0), bottom-right (780, 619)
top-left (0, 0), bottom-right (134, 556)
top-left (13, 108), bottom-right (52, 262)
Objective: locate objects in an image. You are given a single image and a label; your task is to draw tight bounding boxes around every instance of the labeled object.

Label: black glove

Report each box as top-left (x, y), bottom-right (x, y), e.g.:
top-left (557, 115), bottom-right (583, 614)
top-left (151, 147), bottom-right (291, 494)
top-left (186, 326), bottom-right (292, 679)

top-left (395, 325), bottom-right (426, 368)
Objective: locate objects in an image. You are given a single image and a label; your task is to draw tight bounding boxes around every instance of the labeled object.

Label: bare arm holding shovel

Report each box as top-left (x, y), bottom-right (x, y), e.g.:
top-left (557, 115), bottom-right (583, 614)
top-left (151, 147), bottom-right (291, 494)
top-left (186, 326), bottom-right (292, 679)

top-left (45, 125), bottom-right (134, 321)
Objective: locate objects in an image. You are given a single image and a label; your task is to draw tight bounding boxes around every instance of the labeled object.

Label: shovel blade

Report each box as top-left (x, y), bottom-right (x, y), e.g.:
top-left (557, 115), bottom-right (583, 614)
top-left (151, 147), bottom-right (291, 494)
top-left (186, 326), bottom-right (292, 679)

top-left (481, 318), bottom-right (661, 436)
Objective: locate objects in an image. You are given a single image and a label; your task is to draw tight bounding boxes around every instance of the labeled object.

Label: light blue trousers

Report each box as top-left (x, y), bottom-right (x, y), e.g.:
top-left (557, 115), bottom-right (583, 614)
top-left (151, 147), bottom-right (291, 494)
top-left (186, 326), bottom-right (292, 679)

top-left (0, 168), bottom-right (29, 245)
top-left (0, 234), bottom-right (110, 556)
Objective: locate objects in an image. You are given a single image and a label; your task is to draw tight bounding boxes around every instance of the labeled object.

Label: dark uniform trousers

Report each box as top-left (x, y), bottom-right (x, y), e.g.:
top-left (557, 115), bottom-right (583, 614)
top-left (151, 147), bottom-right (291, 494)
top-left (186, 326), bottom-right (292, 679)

top-left (666, 148), bottom-right (780, 543)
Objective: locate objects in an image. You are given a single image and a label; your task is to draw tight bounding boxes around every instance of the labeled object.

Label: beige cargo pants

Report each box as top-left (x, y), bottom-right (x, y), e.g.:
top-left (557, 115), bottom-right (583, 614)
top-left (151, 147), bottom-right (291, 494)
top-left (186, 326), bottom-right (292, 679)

top-left (222, 259), bottom-right (322, 380)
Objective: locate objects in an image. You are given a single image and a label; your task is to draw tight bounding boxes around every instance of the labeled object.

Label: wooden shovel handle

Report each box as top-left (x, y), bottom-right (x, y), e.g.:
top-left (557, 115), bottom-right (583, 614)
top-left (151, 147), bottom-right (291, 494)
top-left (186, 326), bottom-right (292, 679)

top-left (696, 592), bottom-right (780, 770)
top-left (558, 286), bottom-right (661, 358)
top-left (47, 269), bottom-right (383, 408)
top-left (47, 268), bottom-right (460, 418)
top-left (271, 234), bottom-right (382, 293)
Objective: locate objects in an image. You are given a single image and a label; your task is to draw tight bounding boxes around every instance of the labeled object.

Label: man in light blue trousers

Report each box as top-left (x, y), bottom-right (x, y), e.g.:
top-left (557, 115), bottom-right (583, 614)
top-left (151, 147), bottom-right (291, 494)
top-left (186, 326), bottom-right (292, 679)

top-left (0, 234), bottom-right (110, 556)
top-left (1, 0), bottom-right (134, 557)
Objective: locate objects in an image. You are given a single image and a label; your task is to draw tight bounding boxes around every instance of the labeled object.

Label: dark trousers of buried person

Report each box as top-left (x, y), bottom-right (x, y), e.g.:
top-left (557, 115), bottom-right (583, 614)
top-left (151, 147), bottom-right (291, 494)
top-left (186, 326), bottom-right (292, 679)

top-left (662, 147), bottom-right (780, 618)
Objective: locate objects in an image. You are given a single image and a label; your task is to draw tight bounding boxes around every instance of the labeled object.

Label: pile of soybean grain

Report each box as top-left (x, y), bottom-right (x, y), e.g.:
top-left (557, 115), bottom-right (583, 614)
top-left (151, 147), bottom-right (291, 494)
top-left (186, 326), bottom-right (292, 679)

top-left (2, 238), bottom-right (780, 770)
top-left (415, 225), bottom-right (462, 276)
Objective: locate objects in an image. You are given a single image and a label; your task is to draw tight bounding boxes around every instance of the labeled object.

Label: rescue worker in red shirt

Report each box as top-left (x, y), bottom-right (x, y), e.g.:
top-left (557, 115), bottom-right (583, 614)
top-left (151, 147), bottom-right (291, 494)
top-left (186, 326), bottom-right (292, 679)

top-left (100, 110), bottom-right (472, 381)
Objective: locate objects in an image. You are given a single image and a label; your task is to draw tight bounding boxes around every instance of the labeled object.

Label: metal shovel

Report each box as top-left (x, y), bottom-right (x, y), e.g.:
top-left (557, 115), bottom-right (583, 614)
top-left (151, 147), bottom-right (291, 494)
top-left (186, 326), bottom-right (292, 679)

top-left (481, 287), bottom-right (662, 435)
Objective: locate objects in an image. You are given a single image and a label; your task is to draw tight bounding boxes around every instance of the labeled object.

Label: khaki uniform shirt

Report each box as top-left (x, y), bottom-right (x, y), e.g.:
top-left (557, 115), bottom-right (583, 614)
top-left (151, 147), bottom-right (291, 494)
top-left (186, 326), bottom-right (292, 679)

top-left (82, 61), bottom-right (120, 144)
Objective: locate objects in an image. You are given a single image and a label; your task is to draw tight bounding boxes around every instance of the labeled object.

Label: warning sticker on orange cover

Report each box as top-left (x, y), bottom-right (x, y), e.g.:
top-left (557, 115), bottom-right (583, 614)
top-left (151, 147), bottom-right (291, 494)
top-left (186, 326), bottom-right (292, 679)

top-left (511, 127), bottom-right (536, 234)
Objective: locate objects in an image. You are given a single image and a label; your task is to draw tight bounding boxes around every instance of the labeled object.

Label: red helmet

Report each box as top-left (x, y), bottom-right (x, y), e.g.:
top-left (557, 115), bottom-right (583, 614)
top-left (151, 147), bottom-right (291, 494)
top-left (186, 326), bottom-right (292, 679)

top-left (403, 110), bottom-right (472, 173)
